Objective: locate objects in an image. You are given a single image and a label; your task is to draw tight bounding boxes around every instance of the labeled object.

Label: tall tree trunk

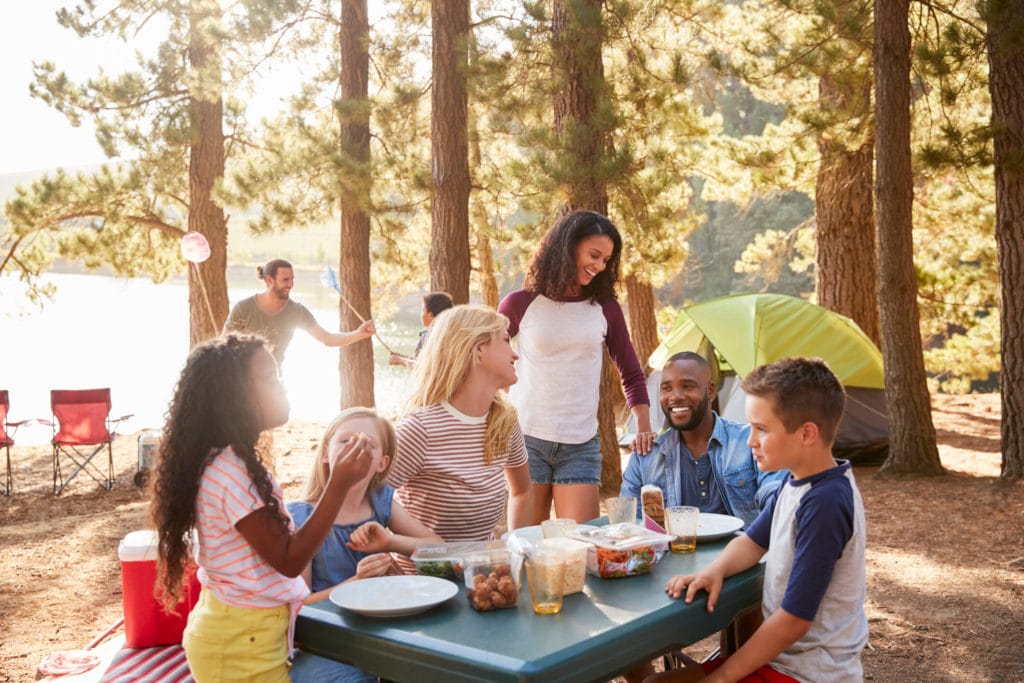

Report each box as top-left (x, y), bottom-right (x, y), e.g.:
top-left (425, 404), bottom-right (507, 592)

top-left (873, 0), bottom-right (943, 476)
top-left (187, 0), bottom-right (228, 348)
top-left (816, 78), bottom-right (881, 347)
top-left (552, 0), bottom-right (607, 212)
top-left (430, 0), bottom-right (471, 304)
top-left (338, 0), bottom-right (375, 409)
top-left (624, 274), bottom-right (659, 372)
top-left (984, 0), bottom-right (1024, 480)
top-left (475, 229), bottom-right (499, 308)
top-left (467, 33), bottom-right (499, 309)
top-left (552, 0), bottom-right (621, 494)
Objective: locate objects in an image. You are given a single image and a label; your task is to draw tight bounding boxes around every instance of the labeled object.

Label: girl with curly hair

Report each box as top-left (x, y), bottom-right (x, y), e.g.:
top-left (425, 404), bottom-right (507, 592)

top-left (498, 210), bottom-right (653, 525)
top-left (150, 334), bottom-right (372, 682)
top-left (386, 305), bottom-right (533, 568)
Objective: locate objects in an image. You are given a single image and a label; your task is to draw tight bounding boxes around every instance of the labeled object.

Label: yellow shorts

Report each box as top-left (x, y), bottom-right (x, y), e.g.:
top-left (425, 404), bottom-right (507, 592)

top-left (182, 588), bottom-right (291, 683)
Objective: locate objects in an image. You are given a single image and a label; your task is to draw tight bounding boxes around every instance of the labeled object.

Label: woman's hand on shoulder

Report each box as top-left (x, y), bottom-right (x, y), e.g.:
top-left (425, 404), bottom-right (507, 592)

top-left (347, 521), bottom-right (393, 552)
top-left (355, 553), bottom-right (399, 579)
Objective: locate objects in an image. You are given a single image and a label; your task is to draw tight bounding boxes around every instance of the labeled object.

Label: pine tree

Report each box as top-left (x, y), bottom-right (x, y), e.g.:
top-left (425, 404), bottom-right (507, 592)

top-left (2, 0), bottom-right (297, 346)
top-left (982, 0), bottom-right (1024, 480)
top-left (874, 0), bottom-right (943, 476)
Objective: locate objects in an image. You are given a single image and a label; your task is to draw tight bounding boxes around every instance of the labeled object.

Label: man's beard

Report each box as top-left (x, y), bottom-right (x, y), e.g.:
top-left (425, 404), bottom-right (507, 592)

top-left (663, 394), bottom-right (709, 432)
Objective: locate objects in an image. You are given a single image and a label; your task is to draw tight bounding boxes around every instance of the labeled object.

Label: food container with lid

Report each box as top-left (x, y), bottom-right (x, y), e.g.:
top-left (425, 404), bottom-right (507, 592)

top-left (535, 537), bottom-right (589, 594)
top-left (464, 549), bottom-right (519, 611)
top-left (410, 540), bottom-right (497, 581)
top-left (570, 523), bottom-right (674, 579)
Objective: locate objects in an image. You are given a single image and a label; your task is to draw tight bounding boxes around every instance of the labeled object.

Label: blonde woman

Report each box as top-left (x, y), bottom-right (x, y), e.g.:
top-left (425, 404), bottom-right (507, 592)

top-left (287, 408), bottom-right (441, 603)
top-left (388, 305), bottom-right (533, 550)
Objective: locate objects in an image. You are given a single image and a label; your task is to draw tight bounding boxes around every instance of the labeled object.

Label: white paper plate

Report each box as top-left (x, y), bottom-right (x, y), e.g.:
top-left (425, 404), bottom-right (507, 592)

top-left (501, 523), bottom-right (597, 545)
top-left (329, 575), bottom-right (458, 617)
top-left (697, 513), bottom-right (744, 541)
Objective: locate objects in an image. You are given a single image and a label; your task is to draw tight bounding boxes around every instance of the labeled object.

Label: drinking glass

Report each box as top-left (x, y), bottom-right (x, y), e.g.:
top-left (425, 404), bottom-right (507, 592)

top-left (606, 496), bottom-right (638, 526)
top-left (540, 518), bottom-right (575, 538)
top-left (525, 555), bottom-right (566, 614)
top-left (665, 505), bottom-right (699, 553)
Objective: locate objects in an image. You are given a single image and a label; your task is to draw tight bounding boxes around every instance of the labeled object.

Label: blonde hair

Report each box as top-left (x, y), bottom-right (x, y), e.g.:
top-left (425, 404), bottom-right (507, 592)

top-left (407, 304), bottom-right (519, 465)
top-left (298, 407), bottom-right (397, 503)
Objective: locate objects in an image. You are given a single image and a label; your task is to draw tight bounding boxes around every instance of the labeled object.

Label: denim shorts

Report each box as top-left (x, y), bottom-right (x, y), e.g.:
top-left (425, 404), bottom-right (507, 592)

top-left (525, 434), bottom-right (602, 485)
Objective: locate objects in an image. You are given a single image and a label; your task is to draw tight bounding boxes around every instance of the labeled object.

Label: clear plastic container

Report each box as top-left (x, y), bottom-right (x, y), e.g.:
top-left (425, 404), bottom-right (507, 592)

top-left (464, 549), bottom-right (519, 611)
top-left (535, 538), bottom-right (589, 594)
top-left (411, 540), bottom-right (495, 581)
top-left (571, 523), bottom-right (674, 579)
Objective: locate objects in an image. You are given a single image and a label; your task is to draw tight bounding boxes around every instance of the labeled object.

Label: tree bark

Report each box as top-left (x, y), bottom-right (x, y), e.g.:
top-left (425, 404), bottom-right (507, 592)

top-left (815, 76), bottom-right (881, 347)
top-left (873, 0), bottom-right (943, 476)
top-left (467, 37), bottom-right (500, 309)
top-left (984, 0), bottom-right (1024, 480)
top-left (430, 0), bottom-right (471, 304)
top-left (624, 275), bottom-right (659, 372)
top-left (187, 0), bottom-right (228, 348)
top-left (552, 0), bottom-right (621, 494)
top-left (337, 0), bottom-right (375, 410)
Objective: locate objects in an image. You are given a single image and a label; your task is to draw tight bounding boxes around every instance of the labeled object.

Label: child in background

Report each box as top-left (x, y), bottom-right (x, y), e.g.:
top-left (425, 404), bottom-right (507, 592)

top-left (647, 357), bottom-right (867, 683)
top-left (287, 407), bottom-right (442, 682)
top-left (389, 291), bottom-right (454, 368)
top-left (149, 334), bottom-right (374, 682)
top-left (288, 407), bottom-right (442, 601)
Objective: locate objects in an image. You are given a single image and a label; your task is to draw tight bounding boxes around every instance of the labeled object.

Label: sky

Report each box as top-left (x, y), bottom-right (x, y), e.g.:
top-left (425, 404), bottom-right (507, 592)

top-left (0, 2), bottom-right (133, 175)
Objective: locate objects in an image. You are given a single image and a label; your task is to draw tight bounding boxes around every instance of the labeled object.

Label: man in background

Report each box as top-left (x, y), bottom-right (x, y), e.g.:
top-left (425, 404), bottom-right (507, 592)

top-left (224, 258), bottom-right (375, 366)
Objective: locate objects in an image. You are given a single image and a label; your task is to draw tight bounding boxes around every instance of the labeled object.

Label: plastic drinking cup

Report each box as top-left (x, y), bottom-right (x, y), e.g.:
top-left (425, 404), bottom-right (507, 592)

top-left (665, 506), bottom-right (699, 553)
top-left (525, 555), bottom-right (566, 614)
top-left (540, 518), bottom-right (575, 538)
top-left (606, 496), bottom-right (638, 526)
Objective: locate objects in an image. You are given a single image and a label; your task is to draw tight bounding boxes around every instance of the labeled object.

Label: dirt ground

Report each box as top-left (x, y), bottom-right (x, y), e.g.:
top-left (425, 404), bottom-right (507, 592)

top-left (1, 393), bottom-right (1022, 683)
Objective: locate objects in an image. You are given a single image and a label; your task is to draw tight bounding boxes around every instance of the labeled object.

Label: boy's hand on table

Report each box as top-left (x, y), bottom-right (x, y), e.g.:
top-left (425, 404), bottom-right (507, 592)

top-left (665, 571), bottom-right (724, 612)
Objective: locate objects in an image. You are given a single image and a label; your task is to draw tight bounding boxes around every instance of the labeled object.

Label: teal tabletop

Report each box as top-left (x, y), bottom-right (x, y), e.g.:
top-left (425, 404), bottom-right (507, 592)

top-left (295, 533), bottom-right (763, 683)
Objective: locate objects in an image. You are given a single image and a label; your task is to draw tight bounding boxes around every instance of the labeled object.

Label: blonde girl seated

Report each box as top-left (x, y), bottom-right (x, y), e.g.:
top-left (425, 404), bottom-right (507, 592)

top-left (286, 407), bottom-right (442, 603)
top-left (150, 334), bottom-right (374, 683)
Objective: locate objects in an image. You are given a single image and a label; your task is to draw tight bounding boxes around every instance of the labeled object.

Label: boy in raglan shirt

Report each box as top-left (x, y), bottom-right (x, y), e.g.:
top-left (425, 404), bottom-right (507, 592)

top-left (647, 357), bottom-right (867, 683)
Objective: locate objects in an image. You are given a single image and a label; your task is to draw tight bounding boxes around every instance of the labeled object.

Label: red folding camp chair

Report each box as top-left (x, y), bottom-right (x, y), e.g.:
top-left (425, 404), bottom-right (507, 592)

top-left (1, 389), bottom-right (44, 496)
top-left (51, 388), bottom-right (132, 494)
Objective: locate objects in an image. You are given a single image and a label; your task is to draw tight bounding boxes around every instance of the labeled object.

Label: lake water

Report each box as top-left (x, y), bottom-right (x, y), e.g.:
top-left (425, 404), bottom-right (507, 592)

top-left (1, 272), bottom-right (420, 445)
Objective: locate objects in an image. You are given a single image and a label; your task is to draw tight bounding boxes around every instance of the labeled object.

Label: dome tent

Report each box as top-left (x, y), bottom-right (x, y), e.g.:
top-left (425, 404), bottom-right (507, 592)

top-left (646, 293), bottom-right (889, 464)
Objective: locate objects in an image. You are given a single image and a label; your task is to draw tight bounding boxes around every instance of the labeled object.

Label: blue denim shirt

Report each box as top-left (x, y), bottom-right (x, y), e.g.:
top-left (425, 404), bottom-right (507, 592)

top-left (621, 414), bottom-right (788, 527)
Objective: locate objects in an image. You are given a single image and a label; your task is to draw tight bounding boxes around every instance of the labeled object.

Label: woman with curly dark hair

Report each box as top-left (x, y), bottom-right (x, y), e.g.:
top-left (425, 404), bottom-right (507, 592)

top-left (498, 210), bottom-right (653, 525)
top-left (150, 333), bottom-right (372, 682)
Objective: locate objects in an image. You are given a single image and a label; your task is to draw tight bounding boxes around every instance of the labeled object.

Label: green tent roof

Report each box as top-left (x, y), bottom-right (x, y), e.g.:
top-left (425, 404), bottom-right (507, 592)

top-left (648, 293), bottom-right (884, 389)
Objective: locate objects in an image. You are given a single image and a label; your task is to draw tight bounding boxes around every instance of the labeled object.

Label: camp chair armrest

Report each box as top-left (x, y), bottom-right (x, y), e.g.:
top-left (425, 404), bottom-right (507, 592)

top-left (8, 417), bottom-right (50, 428)
top-left (107, 414), bottom-right (134, 436)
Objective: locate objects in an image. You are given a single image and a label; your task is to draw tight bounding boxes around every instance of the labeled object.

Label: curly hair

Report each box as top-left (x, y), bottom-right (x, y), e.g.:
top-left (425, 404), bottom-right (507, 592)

top-left (297, 408), bottom-right (398, 504)
top-left (524, 210), bottom-right (623, 303)
top-left (407, 305), bottom-right (519, 465)
top-left (149, 334), bottom-right (285, 609)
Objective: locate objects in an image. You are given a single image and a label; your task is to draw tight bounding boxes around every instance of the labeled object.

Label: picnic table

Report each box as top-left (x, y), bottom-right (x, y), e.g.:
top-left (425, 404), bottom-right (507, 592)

top-left (295, 532), bottom-right (763, 683)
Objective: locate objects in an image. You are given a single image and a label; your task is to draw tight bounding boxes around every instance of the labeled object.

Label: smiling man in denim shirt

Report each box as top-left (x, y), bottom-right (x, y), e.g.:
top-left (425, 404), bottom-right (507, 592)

top-left (621, 352), bottom-right (787, 526)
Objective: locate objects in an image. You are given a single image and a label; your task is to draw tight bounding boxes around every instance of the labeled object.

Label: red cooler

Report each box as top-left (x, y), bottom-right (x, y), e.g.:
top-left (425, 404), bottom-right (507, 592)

top-left (119, 529), bottom-right (201, 647)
